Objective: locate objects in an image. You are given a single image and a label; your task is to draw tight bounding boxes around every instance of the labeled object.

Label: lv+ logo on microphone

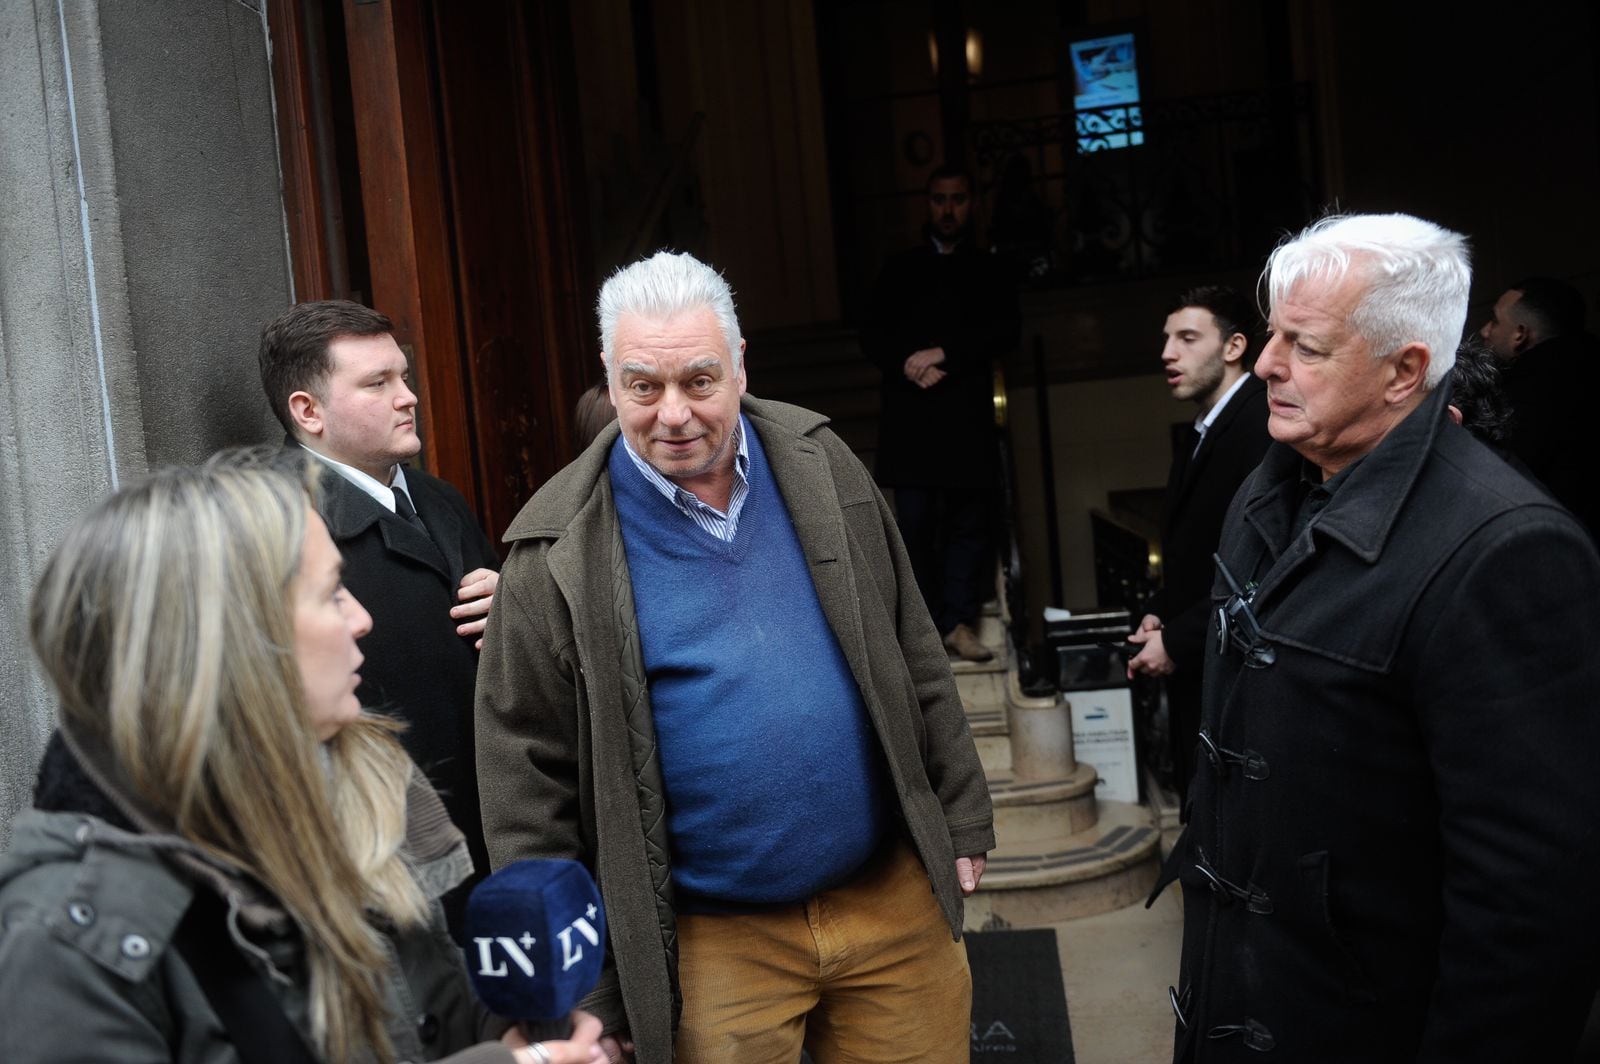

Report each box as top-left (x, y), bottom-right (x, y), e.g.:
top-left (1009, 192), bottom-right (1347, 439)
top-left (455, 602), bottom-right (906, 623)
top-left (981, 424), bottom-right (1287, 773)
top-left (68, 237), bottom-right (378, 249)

top-left (472, 904), bottom-right (602, 978)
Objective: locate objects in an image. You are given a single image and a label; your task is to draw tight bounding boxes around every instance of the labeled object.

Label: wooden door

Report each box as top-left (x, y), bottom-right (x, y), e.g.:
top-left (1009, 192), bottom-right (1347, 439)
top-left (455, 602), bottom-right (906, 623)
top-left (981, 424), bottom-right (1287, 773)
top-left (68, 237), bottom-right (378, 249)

top-left (268, 0), bottom-right (594, 542)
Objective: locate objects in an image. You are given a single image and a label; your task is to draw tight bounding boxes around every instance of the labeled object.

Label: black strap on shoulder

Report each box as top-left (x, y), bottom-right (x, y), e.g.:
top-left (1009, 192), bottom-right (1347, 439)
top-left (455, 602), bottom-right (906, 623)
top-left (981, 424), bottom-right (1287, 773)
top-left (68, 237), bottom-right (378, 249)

top-left (170, 891), bottom-right (319, 1064)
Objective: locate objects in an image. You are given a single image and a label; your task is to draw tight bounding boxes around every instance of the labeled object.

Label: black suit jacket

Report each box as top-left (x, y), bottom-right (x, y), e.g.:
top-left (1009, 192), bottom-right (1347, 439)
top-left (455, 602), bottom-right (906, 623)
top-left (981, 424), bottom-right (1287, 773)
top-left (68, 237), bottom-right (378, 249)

top-left (1149, 375), bottom-right (1272, 675)
top-left (304, 448), bottom-right (501, 875)
top-left (862, 241), bottom-right (1020, 488)
top-left (1498, 334), bottom-right (1599, 540)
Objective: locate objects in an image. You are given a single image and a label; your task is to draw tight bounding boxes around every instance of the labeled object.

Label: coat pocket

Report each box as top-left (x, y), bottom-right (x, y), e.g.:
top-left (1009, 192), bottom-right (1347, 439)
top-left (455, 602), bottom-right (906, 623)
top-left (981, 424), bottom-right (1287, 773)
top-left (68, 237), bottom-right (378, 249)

top-left (1296, 850), bottom-right (1378, 1005)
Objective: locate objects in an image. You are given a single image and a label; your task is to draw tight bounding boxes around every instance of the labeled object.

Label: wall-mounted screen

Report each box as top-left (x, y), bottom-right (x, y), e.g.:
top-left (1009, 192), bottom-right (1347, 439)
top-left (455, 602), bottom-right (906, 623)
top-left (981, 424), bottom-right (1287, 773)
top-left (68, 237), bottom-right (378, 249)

top-left (1070, 31), bottom-right (1143, 153)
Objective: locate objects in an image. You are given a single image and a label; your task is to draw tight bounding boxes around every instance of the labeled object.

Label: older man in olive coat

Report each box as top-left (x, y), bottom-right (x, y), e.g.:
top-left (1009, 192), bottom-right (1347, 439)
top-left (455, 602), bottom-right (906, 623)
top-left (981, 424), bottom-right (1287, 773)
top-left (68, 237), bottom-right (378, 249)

top-left (477, 252), bottom-right (993, 1064)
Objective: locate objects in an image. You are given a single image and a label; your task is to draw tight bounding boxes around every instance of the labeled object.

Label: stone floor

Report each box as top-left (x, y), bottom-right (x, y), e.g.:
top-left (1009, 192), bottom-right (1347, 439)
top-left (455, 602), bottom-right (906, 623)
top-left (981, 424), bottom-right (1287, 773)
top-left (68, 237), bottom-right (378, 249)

top-left (1050, 884), bottom-right (1183, 1063)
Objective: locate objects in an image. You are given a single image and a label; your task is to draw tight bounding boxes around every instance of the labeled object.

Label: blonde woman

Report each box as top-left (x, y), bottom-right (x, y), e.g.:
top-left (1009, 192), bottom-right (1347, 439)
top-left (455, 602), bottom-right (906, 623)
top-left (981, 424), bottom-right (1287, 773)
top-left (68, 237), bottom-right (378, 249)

top-left (0, 454), bottom-right (601, 1064)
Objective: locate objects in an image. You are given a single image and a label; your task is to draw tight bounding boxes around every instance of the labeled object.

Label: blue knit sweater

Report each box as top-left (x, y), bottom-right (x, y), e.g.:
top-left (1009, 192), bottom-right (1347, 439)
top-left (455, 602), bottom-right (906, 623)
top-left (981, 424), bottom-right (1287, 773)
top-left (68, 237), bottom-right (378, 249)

top-left (610, 429), bottom-right (887, 908)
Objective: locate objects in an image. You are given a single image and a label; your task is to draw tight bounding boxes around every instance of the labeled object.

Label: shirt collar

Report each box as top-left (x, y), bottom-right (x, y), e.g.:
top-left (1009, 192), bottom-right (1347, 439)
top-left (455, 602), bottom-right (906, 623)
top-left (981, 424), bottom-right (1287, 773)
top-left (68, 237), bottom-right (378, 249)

top-left (1196, 372), bottom-right (1252, 434)
top-left (619, 416), bottom-right (750, 515)
top-left (304, 447), bottom-right (401, 512)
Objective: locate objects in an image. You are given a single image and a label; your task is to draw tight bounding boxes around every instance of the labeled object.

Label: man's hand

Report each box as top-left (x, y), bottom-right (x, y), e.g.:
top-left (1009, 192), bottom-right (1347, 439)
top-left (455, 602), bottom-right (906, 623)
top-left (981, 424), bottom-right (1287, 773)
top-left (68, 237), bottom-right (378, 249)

top-left (1126, 613), bottom-right (1175, 678)
top-left (451, 567), bottom-right (499, 649)
top-left (956, 854), bottom-right (987, 896)
top-left (903, 346), bottom-right (947, 387)
top-left (597, 1033), bottom-right (635, 1064)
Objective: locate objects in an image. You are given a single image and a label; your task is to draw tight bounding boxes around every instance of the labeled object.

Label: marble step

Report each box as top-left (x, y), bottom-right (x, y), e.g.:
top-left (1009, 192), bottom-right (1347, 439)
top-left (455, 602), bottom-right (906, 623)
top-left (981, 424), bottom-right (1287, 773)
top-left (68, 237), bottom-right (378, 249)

top-left (952, 605), bottom-right (1010, 773)
top-left (965, 800), bottom-right (1163, 928)
top-left (973, 730), bottom-right (1012, 778)
top-left (948, 612), bottom-right (1010, 677)
top-left (987, 762), bottom-right (1099, 841)
top-left (963, 662), bottom-right (1011, 774)
top-left (956, 667), bottom-right (1007, 716)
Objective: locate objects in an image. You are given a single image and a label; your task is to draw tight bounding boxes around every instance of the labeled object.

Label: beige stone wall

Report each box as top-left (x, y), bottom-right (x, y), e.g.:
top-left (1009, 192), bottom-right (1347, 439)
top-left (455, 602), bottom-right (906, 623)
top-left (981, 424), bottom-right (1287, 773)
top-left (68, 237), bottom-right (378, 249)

top-left (0, 0), bottom-right (288, 843)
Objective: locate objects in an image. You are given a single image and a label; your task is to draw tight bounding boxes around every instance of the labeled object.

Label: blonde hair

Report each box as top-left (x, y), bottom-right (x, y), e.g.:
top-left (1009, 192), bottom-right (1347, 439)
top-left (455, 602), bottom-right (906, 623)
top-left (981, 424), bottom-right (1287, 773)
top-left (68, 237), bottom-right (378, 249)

top-left (29, 450), bottom-right (426, 1064)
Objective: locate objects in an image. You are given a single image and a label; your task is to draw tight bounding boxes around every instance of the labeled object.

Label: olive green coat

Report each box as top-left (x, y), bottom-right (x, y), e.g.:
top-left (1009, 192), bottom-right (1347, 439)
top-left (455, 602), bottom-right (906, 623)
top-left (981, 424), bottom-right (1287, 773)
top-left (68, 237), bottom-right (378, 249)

top-left (476, 396), bottom-right (996, 1064)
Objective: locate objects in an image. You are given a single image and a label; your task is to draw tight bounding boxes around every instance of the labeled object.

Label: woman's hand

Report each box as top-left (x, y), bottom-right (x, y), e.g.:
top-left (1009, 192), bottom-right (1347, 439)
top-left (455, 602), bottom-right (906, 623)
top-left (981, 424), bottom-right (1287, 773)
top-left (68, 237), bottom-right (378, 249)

top-left (502, 1011), bottom-right (605, 1063)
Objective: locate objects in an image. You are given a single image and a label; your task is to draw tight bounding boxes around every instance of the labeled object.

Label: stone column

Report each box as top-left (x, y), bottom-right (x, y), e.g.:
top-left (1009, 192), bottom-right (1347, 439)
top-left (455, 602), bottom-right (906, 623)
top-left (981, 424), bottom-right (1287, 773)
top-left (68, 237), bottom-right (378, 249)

top-left (1006, 671), bottom-right (1078, 782)
top-left (0, 0), bottom-right (291, 843)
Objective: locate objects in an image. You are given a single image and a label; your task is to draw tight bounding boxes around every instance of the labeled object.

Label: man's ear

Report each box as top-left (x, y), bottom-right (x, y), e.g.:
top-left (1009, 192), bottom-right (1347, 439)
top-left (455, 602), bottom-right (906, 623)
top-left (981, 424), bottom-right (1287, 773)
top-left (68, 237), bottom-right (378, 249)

top-left (1385, 342), bottom-right (1430, 405)
top-left (1512, 322), bottom-right (1533, 355)
top-left (737, 339), bottom-right (748, 394)
top-left (288, 389), bottom-right (323, 439)
top-left (1222, 331), bottom-right (1248, 366)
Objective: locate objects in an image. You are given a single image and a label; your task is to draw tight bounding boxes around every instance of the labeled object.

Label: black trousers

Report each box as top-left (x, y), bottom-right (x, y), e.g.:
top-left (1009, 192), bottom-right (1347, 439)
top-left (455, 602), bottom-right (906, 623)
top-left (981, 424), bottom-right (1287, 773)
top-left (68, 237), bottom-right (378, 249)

top-left (892, 486), bottom-right (995, 636)
top-left (1165, 670), bottom-right (1202, 820)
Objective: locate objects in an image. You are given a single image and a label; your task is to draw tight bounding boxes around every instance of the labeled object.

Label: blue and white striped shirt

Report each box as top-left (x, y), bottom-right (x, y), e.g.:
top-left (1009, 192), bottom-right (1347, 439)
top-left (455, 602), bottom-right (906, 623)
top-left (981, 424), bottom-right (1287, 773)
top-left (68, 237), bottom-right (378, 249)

top-left (618, 417), bottom-right (752, 542)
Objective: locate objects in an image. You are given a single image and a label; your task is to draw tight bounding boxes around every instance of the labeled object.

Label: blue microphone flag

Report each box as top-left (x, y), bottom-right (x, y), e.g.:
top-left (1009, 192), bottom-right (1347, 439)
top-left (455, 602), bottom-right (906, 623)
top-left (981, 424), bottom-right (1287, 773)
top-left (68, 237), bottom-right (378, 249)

top-left (462, 858), bottom-right (607, 1021)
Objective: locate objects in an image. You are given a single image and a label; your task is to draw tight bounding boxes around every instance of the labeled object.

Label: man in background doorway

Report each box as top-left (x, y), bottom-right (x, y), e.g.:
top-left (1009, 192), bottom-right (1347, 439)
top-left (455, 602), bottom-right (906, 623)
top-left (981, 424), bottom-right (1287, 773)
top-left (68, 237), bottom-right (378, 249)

top-left (864, 165), bottom-right (1021, 662)
top-left (1128, 285), bottom-right (1270, 812)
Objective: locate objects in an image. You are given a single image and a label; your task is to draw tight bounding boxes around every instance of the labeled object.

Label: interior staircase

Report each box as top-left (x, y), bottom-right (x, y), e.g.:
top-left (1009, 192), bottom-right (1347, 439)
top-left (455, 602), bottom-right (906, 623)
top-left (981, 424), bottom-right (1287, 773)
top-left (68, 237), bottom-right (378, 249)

top-left (956, 604), bottom-right (1161, 930)
top-left (749, 324), bottom-right (1163, 931)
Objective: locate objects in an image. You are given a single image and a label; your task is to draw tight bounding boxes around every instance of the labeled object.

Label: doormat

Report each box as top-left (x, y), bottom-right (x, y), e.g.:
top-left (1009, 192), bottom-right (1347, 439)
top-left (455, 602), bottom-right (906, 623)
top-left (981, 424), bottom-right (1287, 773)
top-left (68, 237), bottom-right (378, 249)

top-left (966, 928), bottom-right (1075, 1062)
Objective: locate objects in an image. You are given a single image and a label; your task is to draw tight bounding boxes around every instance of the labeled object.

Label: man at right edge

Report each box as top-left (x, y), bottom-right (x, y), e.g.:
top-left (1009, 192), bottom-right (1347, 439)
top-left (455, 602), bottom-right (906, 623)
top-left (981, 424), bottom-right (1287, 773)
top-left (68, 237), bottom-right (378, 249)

top-left (1152, 213), bottom-right (1600, 1061)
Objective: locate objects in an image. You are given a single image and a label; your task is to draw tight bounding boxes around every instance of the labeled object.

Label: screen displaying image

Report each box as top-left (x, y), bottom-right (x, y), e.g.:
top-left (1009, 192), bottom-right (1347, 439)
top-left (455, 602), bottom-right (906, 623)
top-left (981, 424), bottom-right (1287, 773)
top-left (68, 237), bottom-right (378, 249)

top-left (1071, 33), bottom-right (1140, 110)
top-left (1071, 31), bottom-right (1143, 152)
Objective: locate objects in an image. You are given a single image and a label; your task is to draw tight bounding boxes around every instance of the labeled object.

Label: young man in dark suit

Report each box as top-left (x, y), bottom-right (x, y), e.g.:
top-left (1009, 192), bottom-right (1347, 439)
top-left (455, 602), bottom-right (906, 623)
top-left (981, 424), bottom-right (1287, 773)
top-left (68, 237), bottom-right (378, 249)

top-left (258, 301), bottom-right (500, 907)
top-left (1127, 285), bottom-right (1271, 812)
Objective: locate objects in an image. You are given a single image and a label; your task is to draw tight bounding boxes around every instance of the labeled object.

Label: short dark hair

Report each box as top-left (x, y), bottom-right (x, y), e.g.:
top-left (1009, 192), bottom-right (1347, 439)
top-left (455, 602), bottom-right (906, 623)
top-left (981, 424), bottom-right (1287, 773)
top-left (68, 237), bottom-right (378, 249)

top-left (258, 300), bottom-right (394, 434)
top-left (926, 164), bottom-right (973, 193)
top-left (1447, 335), bottom-right (1512, 444)
top-left (573, 381), bottom-right (616, 450)
top-left (1508, 275), bottom-right (1585, 339)
top-left (1171, 285), bottom-right (1258, 359)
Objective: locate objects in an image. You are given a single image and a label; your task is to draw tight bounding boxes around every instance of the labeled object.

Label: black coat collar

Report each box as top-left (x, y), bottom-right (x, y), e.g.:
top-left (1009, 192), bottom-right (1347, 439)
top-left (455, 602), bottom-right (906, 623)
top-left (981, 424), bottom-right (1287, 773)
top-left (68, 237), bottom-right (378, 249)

top-left (1168, 375), bottom-right (1266, 521)
top-left (1243, 376), bottom-right (1452, 568)
top-left (289, 441), bottom-right (456, 583)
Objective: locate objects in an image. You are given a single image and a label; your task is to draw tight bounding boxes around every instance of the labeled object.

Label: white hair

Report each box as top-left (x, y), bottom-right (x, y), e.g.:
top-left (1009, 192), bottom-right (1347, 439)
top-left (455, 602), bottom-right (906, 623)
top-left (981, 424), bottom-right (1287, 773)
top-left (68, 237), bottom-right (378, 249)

top-left (596, 251), bottom-right (743, 379)
top-left (1263, 213), bottom-right (1471, 389)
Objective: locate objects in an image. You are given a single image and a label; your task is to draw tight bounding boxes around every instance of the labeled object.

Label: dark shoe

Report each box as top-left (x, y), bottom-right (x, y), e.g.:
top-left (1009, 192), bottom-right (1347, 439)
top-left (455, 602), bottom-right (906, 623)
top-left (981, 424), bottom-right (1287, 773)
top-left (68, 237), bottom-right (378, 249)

top-left (943, 623), bottom-right (994, 663)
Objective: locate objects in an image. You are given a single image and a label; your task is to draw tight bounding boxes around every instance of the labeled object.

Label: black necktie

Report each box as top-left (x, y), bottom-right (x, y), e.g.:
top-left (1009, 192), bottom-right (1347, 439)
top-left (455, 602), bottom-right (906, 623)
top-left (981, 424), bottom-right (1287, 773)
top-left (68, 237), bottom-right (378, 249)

top-left (393, 486), bottom-right (429, 537)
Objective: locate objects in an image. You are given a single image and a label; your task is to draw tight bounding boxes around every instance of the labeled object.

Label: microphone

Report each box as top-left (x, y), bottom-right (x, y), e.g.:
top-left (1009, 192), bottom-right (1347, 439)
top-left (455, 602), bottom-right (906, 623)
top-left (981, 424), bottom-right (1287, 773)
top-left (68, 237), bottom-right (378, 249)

top-left (462, 859), bottom-right (608, 1042)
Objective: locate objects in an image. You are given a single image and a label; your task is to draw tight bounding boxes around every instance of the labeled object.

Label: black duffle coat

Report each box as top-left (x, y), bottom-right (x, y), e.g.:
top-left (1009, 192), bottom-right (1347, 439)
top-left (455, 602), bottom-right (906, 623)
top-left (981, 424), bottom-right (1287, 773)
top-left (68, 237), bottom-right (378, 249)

top-left (1156, 380), bottom-right (1600, 1062)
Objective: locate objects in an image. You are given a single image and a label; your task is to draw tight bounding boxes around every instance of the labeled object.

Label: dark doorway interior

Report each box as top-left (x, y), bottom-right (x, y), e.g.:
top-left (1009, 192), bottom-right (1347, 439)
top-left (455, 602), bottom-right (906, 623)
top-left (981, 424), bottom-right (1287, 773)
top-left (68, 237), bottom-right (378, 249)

top-left (268, 0), bottom-right (595, 543)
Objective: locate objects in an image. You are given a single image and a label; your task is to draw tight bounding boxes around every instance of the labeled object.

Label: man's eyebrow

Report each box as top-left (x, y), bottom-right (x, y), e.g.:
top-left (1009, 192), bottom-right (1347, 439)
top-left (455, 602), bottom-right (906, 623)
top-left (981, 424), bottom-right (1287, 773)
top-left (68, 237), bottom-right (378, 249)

top-left (617, 355), bottom-right (723, 377)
